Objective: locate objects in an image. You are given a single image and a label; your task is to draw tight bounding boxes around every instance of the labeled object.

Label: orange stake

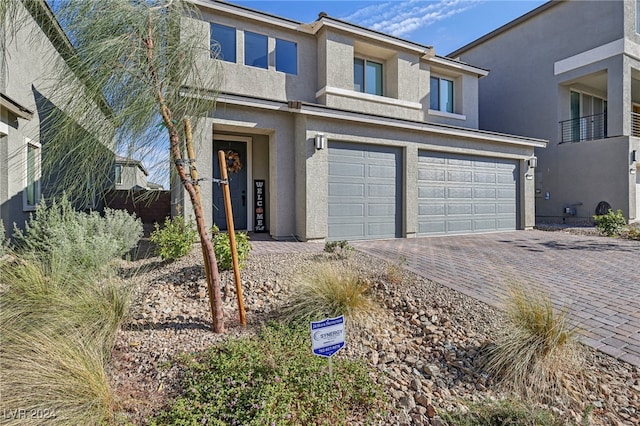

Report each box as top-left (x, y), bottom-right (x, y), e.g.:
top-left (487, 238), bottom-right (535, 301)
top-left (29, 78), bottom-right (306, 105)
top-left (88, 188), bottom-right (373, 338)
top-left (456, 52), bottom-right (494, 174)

top-left (218, 150), bottom-right (247, 326)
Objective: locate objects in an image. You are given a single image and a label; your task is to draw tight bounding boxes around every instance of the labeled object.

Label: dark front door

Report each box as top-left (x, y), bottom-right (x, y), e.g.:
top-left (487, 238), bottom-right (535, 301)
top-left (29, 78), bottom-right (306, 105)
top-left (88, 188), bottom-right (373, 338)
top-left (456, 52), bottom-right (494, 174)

top-left (213, 140), bottom-right (247, 230)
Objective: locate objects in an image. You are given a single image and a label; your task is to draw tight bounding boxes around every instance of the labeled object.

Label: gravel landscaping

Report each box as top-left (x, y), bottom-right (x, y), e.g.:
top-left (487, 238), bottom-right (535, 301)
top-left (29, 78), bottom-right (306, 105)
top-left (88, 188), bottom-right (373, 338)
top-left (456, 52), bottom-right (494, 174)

top-left (110, 241), bottom-right (640, 425)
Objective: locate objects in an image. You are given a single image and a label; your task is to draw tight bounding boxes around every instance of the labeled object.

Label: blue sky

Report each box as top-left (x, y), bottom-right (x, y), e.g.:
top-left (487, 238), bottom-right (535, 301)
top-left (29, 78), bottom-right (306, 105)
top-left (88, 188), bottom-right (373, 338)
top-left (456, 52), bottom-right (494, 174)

top-left (229, 0), bottom-right (547, 55)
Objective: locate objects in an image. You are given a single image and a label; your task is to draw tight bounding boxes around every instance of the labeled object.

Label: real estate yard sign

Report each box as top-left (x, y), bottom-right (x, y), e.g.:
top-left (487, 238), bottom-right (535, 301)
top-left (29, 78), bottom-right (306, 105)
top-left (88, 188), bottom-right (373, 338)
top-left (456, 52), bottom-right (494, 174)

top-left (310, 315), bottom-right (345, 379)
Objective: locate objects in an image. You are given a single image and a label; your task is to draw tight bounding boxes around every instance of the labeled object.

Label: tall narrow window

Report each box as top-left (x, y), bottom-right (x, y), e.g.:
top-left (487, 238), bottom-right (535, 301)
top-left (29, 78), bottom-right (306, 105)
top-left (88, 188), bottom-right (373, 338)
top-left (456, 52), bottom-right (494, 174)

top-left (24, 139), bottom-right (41, 210)
top-left (430, 76), bottom-right (454, 113)
top-left (276, 38), bottom-right (297, 75)
top-left (354, 58), bottom-right (383, 96)
top-left (114, 164), bottom-right (123, 185)
top-left (245, 31), bottom-right (268, 69)
top-left (210, 23), bottom-right (236, 62)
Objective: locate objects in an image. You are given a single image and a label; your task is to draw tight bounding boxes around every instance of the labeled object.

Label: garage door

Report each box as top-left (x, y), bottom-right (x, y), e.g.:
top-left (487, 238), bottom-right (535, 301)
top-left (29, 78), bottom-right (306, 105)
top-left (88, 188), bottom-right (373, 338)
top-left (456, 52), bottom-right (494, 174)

top-left (418, 151), bottom-right (518, 235)
top-left (328, 142), bottom-right (402, 240)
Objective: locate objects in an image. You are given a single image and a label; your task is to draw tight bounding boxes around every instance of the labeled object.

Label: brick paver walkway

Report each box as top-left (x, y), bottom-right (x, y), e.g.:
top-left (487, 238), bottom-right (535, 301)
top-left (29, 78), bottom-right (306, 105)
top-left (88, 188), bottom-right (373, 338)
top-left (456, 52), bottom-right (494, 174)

top-left (352, 230), bottom-right (640, 367)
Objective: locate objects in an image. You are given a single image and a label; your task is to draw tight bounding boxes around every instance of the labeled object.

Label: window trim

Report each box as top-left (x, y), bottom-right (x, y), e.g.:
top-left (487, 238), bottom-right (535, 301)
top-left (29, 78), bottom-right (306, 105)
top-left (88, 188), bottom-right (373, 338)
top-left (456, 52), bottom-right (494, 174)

top-left (430, 76), bottom-right (455, 114)
top-left (244, 30), bottom-right (268, 69)
top-left (210, 22), bottom-right (237, 63)
top-left (354, 57), bottom-right (384, 96)
top-left (23, 138), bottom-right (41, 212)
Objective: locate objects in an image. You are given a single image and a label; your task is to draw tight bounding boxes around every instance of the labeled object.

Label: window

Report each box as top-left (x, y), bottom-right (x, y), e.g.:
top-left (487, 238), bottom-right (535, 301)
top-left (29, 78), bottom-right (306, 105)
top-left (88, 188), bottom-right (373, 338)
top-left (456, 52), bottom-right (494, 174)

top-left (430, 77), bottom-right (454, 113)
top-left (276, 38), bottom-right (297, 75)
top-left (568, 90), bottom-right (607, 142)
top-left (354, 58), bottom-right (383, 96)
top-left (244, 31), bottom-right (268, 69)
top-left (114, 164), bottom-right (123, 185)
top-left (210, 23), bottom-right (236, 62)
top-left (23, 139), bottom-right (41, 210)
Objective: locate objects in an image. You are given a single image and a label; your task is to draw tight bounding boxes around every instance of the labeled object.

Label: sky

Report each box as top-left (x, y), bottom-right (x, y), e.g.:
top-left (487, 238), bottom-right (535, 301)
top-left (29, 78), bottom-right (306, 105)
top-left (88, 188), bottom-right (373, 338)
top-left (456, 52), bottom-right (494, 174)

top-left (229, 0), bottom-right (547, 56)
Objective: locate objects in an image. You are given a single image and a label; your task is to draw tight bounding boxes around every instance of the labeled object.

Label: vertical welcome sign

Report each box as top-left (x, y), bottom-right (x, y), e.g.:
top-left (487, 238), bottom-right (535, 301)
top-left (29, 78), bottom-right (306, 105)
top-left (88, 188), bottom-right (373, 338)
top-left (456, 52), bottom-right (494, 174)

top-left (254, 179), bottom-right (266, 232)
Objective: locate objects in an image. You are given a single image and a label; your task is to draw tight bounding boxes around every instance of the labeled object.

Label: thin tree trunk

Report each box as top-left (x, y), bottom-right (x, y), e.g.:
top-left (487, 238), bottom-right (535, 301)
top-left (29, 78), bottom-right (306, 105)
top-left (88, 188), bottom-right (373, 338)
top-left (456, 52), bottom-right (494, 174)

top-left (161, 106), bottom-right (225, 333)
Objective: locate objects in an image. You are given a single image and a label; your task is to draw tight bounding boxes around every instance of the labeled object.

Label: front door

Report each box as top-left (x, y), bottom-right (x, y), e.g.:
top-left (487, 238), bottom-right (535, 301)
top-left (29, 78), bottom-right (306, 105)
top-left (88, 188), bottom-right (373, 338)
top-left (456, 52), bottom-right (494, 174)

top-left (213, 140), bottom-right (247, 230)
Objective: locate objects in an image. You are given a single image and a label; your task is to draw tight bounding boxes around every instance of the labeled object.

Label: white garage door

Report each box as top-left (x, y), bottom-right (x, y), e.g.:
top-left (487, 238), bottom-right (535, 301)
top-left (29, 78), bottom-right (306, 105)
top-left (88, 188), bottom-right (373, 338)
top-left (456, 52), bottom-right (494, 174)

top-left (328, 142), bottom-right (402, 240)
top-left (418, 151), bottom-right (518, 235)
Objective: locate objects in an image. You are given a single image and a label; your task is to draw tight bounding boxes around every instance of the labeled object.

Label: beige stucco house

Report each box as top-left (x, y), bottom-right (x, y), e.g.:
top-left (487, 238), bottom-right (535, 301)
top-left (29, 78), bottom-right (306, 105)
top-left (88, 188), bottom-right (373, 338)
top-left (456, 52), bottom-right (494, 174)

top-left (451, 0), bottom-right (640, 224)
top-left (173, 1), bottom-right (547, 241)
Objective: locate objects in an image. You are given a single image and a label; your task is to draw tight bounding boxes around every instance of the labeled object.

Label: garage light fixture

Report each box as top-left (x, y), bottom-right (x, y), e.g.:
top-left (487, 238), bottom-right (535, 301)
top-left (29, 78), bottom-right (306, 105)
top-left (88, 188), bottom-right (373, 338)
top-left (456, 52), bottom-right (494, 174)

top-left (528, 157), bottom-right (537, 168)
top-left (315, 133), bottom-right (327, 150)
top-left (632, 150), bottom-right (638, 163)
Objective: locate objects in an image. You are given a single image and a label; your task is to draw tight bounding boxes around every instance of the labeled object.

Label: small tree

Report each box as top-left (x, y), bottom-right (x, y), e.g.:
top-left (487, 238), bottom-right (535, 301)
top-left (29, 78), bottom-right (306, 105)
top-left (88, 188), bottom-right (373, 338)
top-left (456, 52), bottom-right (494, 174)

top-left (3, 0), bottom-right (226, 332)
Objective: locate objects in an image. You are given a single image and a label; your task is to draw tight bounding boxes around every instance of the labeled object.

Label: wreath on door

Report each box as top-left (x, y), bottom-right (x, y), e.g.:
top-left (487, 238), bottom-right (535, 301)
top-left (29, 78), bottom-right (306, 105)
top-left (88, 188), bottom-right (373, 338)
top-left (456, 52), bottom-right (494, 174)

top-left (225, 150), bottom-right (242, 173)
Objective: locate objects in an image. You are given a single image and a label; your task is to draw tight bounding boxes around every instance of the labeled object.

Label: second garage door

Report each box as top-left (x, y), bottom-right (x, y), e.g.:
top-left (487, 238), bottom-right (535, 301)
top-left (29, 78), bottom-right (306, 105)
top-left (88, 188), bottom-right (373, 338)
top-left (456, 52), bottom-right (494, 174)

top-left (418, 151), bottom-right (518, 235)
top-left (328, 142), bottom-right (402, 240)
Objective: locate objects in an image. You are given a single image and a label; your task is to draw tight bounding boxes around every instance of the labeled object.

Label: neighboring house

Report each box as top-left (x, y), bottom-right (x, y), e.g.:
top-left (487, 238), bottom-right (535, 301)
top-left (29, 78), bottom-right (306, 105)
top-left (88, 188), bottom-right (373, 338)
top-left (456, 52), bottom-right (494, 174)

top-left (0, 0), bottom-right (114, 236)
top-left (450, 0), bottom-right (640, 224)
top-left (113, 155), bottom-right (156, 191)
top-left (173, 1), bottom-right (546, 241)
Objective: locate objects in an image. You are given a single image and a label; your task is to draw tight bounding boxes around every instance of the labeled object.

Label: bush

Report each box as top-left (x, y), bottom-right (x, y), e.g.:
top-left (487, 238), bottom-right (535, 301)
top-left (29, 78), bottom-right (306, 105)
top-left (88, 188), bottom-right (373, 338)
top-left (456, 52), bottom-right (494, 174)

top-left (211, 225), bottom-right (252, 271)
top-left (151, 322), bottom-right (388, 426)
top-left (282, 262), bottom-right (381, 327)
top-left (13, 196), bottom-right (143, 274)
top-left (479, 285), bottom-right (582, 401)
top-left (593, 209), bottom-right (626, 237)
top-left (324, 240), bottom-right (353, 259)
top-left (150, 215), bottom-right (197, 261)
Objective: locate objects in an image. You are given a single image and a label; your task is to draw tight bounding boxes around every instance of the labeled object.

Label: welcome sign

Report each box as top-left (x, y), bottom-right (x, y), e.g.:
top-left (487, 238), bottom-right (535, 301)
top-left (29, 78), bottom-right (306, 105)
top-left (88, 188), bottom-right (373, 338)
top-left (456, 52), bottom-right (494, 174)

top-left (254, 179), bottom-right (266, 232)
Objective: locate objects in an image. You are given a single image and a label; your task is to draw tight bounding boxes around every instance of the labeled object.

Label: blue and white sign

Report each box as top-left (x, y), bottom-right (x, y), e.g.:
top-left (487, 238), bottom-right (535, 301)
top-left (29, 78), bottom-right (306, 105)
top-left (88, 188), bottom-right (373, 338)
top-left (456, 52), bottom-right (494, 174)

top-left (310, 315), bottom-right (345, 358)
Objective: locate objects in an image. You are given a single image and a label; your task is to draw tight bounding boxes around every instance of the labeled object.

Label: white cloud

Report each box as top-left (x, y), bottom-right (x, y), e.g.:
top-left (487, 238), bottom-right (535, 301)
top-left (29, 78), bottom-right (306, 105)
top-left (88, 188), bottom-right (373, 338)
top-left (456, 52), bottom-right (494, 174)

top-left (341, 0), bottom-right (482, 38)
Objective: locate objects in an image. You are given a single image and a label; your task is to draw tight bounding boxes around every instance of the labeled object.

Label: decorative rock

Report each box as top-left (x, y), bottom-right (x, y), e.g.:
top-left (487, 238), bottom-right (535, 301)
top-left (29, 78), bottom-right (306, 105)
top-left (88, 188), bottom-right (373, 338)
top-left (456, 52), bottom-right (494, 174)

top-left (423, 364), bottom-right (441, 378)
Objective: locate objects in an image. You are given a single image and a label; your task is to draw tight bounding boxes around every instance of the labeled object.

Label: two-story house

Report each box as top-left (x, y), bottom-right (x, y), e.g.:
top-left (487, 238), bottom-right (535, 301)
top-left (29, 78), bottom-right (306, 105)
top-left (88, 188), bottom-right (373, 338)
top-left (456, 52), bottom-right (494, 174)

top-left (173, 0), bottom-right (546, 241)
top-left (451, 0), bottom-right (640, 224)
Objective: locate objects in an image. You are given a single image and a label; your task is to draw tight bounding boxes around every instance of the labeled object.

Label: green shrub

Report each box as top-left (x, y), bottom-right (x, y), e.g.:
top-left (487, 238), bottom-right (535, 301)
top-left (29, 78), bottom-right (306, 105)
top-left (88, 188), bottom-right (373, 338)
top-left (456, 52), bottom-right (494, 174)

top-left (479, 285), bottom-right (581, 401)
top-left (151, 322), bottom-right (388, 426)
top-left (441, 398), bottom-right (564, 426)
top-left (324, 240), bottom-right (353, 259)
top-left (211, 224), bottom-right (252, 271)
top-left (13, 196), bottom-right (143, 274)
top-left (282, 262), bottom-right (381, 327)
top-left (150, 215), bottom-right (197, 261)
top-left (593, 209), bottom-right (626, 237)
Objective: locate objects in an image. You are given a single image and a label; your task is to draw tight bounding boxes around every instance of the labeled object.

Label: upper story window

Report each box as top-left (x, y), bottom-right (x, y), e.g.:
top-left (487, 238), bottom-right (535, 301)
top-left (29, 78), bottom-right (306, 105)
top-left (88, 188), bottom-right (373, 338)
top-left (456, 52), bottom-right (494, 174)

top-left (114, 164), bottom-right (123, 185)
top-left (23, 139), bottom-right (41, 211)
top-left (430, 76), bottom-right (454, 113)
top-left (210, 23), bottom-right (236, 62)
top-left (245, 31), bottom-right (268, 69)
top-left (354, 58), bottom-right (383, 96)
top-left (276, 38), bottom-right (297, 75)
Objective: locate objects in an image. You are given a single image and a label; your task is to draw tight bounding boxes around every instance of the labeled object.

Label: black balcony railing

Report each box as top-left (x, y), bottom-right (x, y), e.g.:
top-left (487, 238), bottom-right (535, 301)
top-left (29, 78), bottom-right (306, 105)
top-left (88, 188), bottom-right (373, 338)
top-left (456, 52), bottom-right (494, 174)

top-left (632, 112), bottom-right (640, 137)
top-left (559, 112), bottom-right (607, 143)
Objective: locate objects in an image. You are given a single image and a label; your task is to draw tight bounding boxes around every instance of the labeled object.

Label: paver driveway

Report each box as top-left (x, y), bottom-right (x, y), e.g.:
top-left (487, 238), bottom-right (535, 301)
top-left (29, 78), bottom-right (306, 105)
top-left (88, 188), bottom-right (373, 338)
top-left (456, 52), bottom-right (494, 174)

top-left (352, 230), bottom-right (640, 367)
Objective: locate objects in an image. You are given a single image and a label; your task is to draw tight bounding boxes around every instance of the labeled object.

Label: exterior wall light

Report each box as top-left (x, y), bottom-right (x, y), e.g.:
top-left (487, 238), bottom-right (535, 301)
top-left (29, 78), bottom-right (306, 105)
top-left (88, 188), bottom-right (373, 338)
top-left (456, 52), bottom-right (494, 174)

top-left (632, 150), bottom-right (638, 163)
top-left (528, 157), bottom-right (537, 168)
top-left (315, 133), bottom-right (327, 150)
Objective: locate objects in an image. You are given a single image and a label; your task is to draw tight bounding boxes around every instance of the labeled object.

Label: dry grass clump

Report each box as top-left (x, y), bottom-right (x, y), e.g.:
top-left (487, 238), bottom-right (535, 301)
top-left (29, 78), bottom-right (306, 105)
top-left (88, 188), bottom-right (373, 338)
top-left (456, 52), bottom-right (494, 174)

top-left (282, 261), bottom-right (382, 327)
top-left (0, 256), bottom-right (130, 425)
top-left (479, 285), bottom-right (583, 402)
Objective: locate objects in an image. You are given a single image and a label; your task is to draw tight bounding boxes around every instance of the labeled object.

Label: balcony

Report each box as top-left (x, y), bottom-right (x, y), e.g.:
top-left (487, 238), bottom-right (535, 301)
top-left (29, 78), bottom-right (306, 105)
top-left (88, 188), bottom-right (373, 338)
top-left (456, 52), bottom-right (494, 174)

top-left (559, 112), bottom-right (607, 143)
top-left (633, 112), bottom-right (640, 137)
